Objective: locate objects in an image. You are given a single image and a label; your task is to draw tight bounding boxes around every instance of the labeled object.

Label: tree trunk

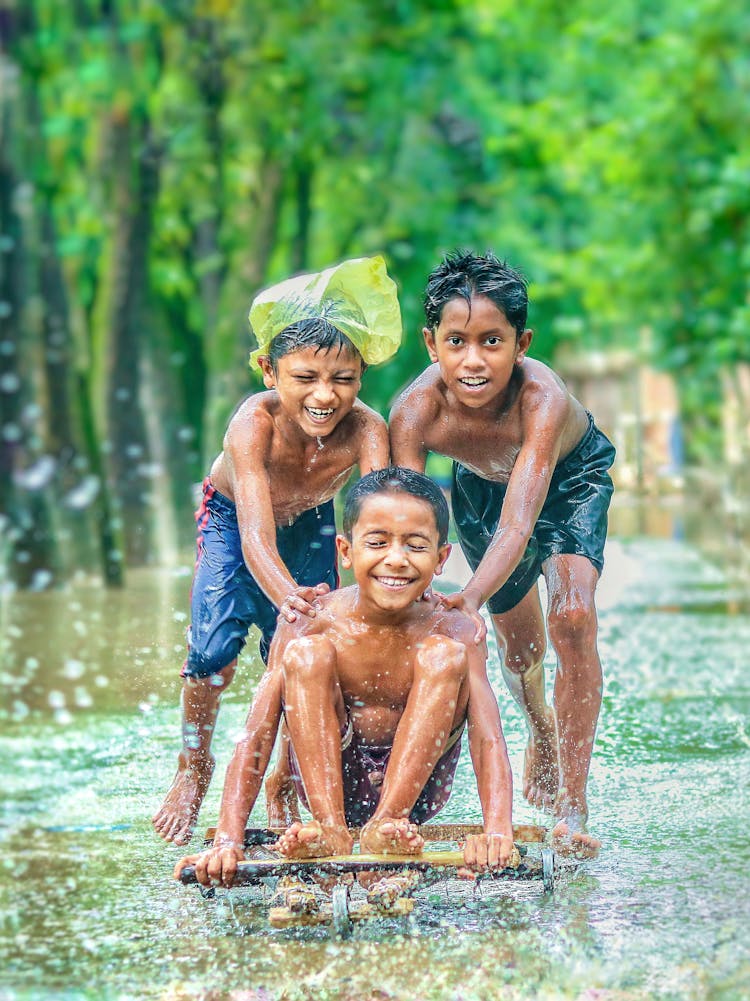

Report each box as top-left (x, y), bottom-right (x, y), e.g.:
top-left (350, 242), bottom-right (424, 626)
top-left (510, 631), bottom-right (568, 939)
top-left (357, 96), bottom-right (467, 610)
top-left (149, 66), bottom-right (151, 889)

top-left (103, 109), bottom-right (160, 566)
top-left (0, 37), bottom-right (58, 589)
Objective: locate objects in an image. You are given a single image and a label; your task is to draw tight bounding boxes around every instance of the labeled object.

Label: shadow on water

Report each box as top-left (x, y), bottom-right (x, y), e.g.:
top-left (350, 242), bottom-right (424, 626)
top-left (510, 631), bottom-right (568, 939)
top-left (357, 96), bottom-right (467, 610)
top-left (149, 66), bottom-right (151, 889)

top-left (1, 499), bottom-right (749, 1000)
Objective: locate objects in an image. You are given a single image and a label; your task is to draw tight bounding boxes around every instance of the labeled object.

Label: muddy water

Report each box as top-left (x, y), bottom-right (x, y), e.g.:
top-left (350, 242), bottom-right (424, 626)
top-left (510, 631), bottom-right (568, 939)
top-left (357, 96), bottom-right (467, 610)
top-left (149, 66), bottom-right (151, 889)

top-left (1, 510), bottom-right (749, 1000)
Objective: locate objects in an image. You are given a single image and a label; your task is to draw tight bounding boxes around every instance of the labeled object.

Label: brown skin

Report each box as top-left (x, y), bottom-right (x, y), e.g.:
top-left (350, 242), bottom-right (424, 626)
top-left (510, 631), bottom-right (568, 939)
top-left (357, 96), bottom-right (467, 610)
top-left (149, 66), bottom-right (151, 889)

top-left (389, 294), bottom-right (602, 857)
top-left (175, 492), bottom-right (514, 887)
top-left (152, 345), bottom-right (389, 846)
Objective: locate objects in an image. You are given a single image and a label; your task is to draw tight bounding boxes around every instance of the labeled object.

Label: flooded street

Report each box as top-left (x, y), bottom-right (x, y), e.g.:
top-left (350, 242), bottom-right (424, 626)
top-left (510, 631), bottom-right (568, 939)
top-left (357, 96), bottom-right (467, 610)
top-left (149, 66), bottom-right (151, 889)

top-left (1, 505), bottom-right (749, 1000)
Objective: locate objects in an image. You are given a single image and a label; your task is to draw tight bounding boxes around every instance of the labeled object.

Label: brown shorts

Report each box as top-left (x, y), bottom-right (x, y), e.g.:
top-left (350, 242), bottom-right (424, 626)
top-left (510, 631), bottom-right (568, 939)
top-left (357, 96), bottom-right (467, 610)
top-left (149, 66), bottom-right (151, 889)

top-left (287, 716), bottom-right (465, 827)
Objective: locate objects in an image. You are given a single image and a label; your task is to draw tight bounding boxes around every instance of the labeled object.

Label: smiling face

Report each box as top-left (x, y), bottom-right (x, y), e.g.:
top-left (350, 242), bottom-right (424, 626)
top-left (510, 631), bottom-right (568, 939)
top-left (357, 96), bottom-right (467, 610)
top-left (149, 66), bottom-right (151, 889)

top-left (424, 294), bottom-right (532, 410)
top-left (337, 491), bottom-right (451, 617)
top-left (259, 345), bottom-right (362, 438)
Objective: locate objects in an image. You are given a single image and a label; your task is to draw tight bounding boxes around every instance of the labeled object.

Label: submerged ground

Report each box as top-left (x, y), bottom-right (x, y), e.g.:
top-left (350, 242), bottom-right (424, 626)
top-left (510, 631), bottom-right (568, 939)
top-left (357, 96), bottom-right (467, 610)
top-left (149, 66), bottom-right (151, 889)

top-left (1, 505), bottom-right (749, 1000)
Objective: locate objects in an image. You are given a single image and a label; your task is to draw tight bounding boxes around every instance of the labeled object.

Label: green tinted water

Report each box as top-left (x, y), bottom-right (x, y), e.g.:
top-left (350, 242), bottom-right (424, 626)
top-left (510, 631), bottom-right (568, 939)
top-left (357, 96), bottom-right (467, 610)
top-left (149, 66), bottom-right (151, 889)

top-left (1, 528), bottom-right (749, 1000)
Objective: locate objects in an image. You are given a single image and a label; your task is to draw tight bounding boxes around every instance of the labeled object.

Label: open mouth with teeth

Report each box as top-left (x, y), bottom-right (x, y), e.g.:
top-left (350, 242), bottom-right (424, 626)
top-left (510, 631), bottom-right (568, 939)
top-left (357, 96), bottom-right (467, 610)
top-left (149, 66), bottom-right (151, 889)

top-left (458, 377), bottom-right (489, 388)
top-left (305, 406), bottom-right (335, 421)
top-left (375, 576), bottom-right (416, 590)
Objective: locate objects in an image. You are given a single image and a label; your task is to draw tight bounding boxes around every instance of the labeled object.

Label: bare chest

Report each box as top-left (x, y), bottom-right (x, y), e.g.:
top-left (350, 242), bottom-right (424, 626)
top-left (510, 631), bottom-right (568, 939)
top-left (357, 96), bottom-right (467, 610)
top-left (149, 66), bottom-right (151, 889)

top-left (333, 630), bottom-right (421, 708)
top-left (425, 415), bottom-right (523, 483)
top-left (267, 442), bottom-right (356, 522)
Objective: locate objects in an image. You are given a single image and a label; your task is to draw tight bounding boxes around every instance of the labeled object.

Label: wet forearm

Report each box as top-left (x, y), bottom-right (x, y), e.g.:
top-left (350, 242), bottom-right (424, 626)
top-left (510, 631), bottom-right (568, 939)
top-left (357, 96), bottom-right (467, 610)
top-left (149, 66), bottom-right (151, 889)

top-left (240, 533), bottom-right (298, 608)
top-left (213, 732), bottom-right (274, 844)
top-left (464, 522), bottom-right (531, 607)
top-left (213, 671), bottom-right (282, 844)
top-left (471, 738), bottom-right (513, 834)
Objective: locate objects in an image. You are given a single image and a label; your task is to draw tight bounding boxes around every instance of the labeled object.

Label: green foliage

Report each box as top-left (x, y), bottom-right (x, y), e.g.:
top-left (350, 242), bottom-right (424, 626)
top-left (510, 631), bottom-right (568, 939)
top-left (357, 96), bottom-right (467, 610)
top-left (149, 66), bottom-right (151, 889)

top-left (5, 0), bottom-right (749, 580)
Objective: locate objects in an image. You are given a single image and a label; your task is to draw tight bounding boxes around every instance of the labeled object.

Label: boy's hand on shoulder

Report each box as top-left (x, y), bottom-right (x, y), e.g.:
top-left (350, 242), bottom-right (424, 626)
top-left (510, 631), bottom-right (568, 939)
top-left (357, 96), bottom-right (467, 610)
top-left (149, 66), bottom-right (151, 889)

top-left (173, 840), bottom-right (246, 888)
top-left (278, 583), bottom-right (330, 623)
top-left (438, 589), bottom-right (487, 643)
top-left (458, 832), bottom-right (515, 877)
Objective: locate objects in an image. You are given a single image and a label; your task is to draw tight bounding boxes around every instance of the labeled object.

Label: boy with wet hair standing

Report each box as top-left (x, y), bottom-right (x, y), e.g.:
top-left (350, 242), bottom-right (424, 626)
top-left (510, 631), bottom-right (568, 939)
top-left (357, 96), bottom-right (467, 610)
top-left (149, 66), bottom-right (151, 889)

top-left (153, 257), bottom-right (401, 846)
top-left (176, 467), bottom-right (514, 887)
top-left (390, 251), bottom-right (615, 856)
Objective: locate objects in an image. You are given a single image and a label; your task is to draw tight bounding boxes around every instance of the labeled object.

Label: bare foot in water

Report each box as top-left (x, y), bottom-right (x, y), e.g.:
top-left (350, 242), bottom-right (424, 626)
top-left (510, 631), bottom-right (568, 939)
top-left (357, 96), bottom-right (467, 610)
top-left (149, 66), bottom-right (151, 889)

top-left (359, 817), bottom-right (424, 856)
top-left (274, 820), bottom-right (353, 859)
top-left (152, 753), bottom-right (214, 846)
top-left (264, 774), bottom-right (302, 828)
top-left (523, 712), bottom-right (559, 813)
top-left (552, 803), bottom-right (601, 858)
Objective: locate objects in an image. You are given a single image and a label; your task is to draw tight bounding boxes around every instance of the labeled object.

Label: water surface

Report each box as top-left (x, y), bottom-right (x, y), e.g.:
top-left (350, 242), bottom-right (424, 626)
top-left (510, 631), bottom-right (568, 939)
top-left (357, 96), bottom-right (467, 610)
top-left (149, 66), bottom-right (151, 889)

top-left (1, 522), bottom-right (749, 1000)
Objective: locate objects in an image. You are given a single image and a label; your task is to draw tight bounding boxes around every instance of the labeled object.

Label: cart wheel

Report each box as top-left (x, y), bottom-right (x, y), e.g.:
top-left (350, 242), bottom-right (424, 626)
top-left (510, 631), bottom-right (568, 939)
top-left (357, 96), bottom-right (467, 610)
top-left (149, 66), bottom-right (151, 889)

top-left (331, 883), bottom-right (352, 938)
top-left (541, 848), bottom-right (555, 893)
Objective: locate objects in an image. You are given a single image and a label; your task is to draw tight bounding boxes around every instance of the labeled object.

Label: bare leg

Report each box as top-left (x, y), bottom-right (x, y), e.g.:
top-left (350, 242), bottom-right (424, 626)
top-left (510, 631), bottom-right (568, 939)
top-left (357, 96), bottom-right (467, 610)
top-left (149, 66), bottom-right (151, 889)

top-left (543, 554), bottom-right (602, 857)
top-left (275, 637), bottom-right (353, 859)
top-left (491, 588), bottom-right (559, 811)
top-left (264, 724), bottom-right (301, 827)
top-left (360, 636), bottom-right (468, 855)
top-left (152, 661), bottom-right (235, 845)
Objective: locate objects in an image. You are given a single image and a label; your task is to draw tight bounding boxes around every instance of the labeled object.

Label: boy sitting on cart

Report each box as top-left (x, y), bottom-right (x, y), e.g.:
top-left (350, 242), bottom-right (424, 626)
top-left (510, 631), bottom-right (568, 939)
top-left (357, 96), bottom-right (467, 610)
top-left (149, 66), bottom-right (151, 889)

top-left (176, 466), bottom-right (514, 888)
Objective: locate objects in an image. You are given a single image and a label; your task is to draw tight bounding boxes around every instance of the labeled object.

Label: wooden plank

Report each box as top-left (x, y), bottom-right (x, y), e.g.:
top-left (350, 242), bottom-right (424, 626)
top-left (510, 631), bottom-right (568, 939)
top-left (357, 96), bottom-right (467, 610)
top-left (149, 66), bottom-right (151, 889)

top-left (202, 822), bottom-right (547, 845)
top-left (179, 851), bottom-right (541, 887)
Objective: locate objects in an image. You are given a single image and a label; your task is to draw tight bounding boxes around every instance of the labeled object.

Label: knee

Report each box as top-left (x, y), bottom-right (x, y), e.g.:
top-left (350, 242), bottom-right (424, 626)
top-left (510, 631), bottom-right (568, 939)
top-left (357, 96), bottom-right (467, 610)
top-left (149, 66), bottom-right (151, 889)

top-left (547, 595), bottom-right (597, 649)
top-left (414, 636), bottom-right (468, 684)
top-left (282, 635), bottom-right (336, 684)
top-left (185, 659), bottom-right (236, 689)
top-left (502, 635), bottom-right (546, 676)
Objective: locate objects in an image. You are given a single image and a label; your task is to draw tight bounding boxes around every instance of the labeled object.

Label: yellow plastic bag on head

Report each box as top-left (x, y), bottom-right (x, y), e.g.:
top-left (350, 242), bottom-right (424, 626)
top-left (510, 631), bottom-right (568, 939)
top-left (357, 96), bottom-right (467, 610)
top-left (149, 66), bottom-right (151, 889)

top-left (248, 255), bottom-right (402, 368)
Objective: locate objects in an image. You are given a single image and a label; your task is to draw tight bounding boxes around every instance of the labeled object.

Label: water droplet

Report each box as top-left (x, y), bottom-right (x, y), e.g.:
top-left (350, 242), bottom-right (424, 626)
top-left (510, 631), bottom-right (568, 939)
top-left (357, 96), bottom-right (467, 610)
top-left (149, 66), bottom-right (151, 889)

top-left (14, 455), bottom-right (56, 490)
top-left (64, 475), bottom-right (100, 510)
top-left (62, 658), bottom-right (86, 680)
top-left (75, 687), bottom-right (93, 708)
top-left (30, 568), bottom-right (53, 591)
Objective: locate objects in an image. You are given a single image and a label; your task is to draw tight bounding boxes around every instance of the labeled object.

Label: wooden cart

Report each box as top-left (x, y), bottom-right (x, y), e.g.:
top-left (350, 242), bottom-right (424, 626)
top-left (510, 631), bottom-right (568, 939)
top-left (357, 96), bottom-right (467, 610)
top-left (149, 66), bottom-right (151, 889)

top-left (178, 823), bottom-right (562, 937)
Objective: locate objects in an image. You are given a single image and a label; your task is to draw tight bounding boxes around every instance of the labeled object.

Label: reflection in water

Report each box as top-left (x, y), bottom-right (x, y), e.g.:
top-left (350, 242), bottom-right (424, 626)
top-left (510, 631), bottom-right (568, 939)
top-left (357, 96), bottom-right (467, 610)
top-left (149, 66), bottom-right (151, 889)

top-left (1, 522), bottom-right (750, 1000)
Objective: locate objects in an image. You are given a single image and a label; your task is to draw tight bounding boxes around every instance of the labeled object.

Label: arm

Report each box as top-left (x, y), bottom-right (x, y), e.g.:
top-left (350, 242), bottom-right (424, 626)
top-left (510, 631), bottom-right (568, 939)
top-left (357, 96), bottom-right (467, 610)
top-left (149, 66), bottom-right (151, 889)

top-left (462, 639), bottom-right (514, 869)
top-left (447, 390), bottom-right (568, 619)
top-left (174, 645), bottom-right (286, 886)
top-left (356, 407), bottom-right (390, 474)
top-left (226, 409), bottom-right (325, 619)
top-left (388, 390), bottom-right (430, 473)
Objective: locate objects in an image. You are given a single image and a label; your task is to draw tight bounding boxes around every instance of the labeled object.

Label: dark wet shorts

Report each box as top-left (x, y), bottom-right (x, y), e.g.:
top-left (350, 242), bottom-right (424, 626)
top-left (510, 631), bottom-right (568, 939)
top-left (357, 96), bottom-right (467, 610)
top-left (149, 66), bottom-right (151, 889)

top-left (182, 479), bottom-right (338, 677)
top-left (451, 414), bottom-right (615, 615)
top-left (288, 717), bottom-right (465, 827)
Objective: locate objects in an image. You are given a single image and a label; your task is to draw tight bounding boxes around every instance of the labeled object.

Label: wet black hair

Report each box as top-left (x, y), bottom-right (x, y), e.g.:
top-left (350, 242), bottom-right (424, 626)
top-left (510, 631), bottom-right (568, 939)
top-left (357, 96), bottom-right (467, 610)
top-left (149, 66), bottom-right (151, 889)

top-left (423, 250), bottom-right (528, 337)
top-left (267, 317), bottom-right (364, 371)
top-left (343, 466), bottom-right (450, 545)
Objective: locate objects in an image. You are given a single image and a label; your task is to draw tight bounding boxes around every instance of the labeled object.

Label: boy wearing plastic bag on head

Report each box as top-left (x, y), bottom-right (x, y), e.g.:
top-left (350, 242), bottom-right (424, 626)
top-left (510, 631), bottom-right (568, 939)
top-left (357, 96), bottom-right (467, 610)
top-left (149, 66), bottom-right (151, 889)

top-left (153, 257), bottom-right (401, 846)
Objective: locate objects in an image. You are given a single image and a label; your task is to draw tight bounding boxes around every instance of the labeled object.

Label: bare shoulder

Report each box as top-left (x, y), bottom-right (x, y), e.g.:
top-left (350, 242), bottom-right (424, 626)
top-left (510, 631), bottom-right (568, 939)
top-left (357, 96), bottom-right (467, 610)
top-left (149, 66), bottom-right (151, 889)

top-left (429, 603), bottom-right (481, 649)
top-left (345, 399), bottom-right (388, 435)
top-left (224, 392), bottom-right (277, 446)
top-left (272, 597), bottom-right (334, 649)
top-left (516, 359), bottom-right (576, 427)
top-left (390, 365), bottom-right (445, 425)
top-left (517, 359), bottom-right (588, 450)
